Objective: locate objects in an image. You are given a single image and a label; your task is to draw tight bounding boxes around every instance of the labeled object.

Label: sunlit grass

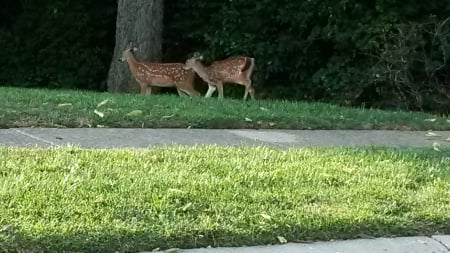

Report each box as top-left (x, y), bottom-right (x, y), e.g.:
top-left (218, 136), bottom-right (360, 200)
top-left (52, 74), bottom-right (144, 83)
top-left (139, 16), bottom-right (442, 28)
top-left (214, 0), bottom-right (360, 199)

top-left (1, 87), bottom-right (449, 129)
top-left (0, 146), bottom-right (449, 252)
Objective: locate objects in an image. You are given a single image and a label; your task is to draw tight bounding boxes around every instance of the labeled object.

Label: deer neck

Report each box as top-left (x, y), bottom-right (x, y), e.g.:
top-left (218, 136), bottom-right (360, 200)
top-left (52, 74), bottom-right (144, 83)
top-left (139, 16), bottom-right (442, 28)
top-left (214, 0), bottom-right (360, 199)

top-left (192, 62), bottom-right (212, 82)
top-left (124, 51), bottom-right (140, 75)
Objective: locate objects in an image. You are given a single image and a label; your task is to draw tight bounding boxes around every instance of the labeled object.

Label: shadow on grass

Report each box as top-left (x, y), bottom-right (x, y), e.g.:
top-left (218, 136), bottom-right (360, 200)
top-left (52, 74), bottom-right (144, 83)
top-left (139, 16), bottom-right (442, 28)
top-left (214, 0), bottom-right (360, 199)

top-left (2, 218), bottom-right (450, 253)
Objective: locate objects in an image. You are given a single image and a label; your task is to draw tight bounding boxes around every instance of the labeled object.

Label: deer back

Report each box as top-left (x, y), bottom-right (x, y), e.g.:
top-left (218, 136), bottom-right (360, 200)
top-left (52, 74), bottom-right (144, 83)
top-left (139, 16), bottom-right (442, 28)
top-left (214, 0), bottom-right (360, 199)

top-left (134, 62), bottom-right (194, 86)
top-left (209, 57), bottom-right (253, 82)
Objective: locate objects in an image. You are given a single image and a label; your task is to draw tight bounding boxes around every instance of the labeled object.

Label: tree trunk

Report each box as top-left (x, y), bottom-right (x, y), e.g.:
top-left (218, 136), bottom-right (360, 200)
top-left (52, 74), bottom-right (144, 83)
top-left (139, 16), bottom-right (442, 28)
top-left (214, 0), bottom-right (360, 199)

top-left (107, 0), bottom-right (163, 93)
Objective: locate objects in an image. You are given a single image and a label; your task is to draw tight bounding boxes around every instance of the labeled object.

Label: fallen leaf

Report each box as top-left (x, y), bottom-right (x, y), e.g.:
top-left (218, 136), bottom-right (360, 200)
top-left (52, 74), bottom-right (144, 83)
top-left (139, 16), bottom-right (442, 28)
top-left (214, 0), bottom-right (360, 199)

top-left (162, 114), bottom-right (175, 119)
top-left (260, 213), bottom-right (271, 220)
top-left (165, 248), bottom-right (180, 253)
top-left (181, 202), bottom-right (192, 212)
top-left (269, 122), bottom-right (277, 127)
top-left (277, 236), bottom-right (288, 244)
top-left (417, 239), bottom-right (428, 244)
top-left (433, 142), bottom-right (441, 152)
top-left (0, 224), bottom-right (16, 233)
top-left (424, 118), bottom-right (437, 122)
top-left (96, 125), bottom-right (106, 128)
top-left (127, 110), bottom-right (143, 116)
top-left (58, 103), bottom-right (72, 107)
top-left (245, 117), bottom-right (253, 122)
top-left (93, 109), bottom-right (104, 118)
top-left (260, 107), bottom-right (269, 111)
top-left (97, 99), bottom-right (110, 107)
top-left (343, 167), bottom-right (355, 174)
top-left (168, 188), bottom-right (184, 193)
top-left (426, 132), bottom-right (441, 137)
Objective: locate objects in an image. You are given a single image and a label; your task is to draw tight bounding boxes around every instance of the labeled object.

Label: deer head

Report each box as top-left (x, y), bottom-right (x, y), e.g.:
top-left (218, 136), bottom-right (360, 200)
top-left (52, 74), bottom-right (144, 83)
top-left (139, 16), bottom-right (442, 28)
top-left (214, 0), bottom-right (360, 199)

top-left (183, 52), bottom-right (204, 70)
top-left (119, 41), bottom-right (138, 62)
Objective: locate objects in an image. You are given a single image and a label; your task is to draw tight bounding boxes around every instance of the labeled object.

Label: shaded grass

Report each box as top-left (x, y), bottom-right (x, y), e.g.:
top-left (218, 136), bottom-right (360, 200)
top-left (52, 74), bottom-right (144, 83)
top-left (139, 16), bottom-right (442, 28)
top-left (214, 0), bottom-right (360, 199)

top-left (0, 146), bottom-right (449, 252)
top-left (1, 87), bottom-right (449, 129)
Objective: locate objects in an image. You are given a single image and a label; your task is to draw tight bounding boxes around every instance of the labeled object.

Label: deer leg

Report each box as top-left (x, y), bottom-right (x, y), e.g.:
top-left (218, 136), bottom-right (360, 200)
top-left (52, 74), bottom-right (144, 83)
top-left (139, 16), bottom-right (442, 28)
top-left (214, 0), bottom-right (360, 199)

top-left (205, 83), bottom-right (217, 98)
top-left (177, 88), bottom-right (188, 97)
top-left (249, 86), bottom-right (256, 100)
top-left (180, 87), bottom-right (200, 97)
top-left (216, 81), bottom-right (224, 99)
top-left (146, 86), bottom-right (152, 95)
top-left (243, 83), bottom-right (256, 100)
top-left (238, 79), bottom-right (254, 100)
top-left (243, 86), bottom-right (249, 100)
top-left (139, 83), bottom-right (148, 94)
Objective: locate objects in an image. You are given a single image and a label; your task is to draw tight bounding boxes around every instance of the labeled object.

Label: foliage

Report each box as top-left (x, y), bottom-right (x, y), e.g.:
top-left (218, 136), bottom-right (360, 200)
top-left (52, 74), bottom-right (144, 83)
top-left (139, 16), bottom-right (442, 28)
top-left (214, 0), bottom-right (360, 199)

top-left (0, 0), bottom-right (116, 90)
top-left (165, 0), bottom-right (330, 98)
top-left (368, 17), bottom-right (450, 112)
top-left (166, 0), bottom-right (450, 112)
top-left (0, 146), bottom-right (449, 252)
top-left (1, 87), bottom-right (449, 130)
top-left (1, 0), bottom-right (449, 112)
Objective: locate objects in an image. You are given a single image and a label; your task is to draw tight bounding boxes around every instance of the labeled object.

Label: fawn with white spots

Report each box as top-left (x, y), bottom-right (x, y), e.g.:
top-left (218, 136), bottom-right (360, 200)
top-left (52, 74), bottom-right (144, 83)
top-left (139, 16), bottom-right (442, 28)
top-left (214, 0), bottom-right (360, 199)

top-left (184, 53), bottom-right (256, 100)
top-left (120, 43), bottom-right (200, 96)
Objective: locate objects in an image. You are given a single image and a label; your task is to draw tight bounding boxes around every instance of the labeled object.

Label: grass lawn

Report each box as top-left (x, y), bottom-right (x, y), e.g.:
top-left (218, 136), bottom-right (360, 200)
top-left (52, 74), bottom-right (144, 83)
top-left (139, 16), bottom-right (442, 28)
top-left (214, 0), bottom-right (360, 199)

top-left (0, 146), bottom-right (449, 252)
top-left (1, 86), bottom-right (449, 130)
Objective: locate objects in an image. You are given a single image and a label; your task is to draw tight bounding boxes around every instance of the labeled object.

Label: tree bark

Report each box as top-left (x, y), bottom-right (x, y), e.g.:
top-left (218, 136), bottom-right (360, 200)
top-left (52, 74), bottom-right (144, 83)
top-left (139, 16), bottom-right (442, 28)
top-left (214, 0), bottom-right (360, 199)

top-left (107, 0), bottom-right (164, 93)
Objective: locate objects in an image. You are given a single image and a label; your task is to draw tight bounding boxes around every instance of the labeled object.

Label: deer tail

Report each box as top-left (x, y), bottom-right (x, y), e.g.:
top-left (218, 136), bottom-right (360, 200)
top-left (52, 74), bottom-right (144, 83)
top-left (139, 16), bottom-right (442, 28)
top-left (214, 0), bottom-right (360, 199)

top-left (243, 57), bottom-right (255, 81)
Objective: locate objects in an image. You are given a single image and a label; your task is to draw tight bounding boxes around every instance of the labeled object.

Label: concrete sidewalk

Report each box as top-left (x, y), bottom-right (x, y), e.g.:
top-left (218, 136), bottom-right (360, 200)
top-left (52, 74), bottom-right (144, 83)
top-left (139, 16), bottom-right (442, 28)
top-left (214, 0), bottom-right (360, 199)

top-left (1, 128), bottom-right (450, 148)
top-left (167, 235), bottom-right (450, 253)
top-left (162, 235), bottom-right (450, 253)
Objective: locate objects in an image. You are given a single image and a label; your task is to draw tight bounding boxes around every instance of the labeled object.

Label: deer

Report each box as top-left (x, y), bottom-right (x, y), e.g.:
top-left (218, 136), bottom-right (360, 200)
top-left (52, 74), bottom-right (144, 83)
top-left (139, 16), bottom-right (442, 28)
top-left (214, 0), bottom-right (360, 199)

top-left (119, 43), bottom-right (200, 96)
top-left (183, 53), bottom-right (256, 100)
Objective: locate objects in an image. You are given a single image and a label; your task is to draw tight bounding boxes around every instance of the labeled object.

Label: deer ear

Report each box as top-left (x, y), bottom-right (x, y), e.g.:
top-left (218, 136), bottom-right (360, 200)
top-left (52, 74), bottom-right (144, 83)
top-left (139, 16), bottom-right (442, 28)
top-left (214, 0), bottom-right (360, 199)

top-left (127, 41), bottom-right (133, 48)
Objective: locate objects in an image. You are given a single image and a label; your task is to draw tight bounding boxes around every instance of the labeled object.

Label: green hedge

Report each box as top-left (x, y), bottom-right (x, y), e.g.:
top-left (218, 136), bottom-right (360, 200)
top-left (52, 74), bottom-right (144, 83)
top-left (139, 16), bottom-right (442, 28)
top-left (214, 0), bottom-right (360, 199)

top-left (0, 0), bottom-right (116, 90)
top-left (1, 0), bottom-right (449, 113)
top-left (166, 1), bottom-right (450, 112)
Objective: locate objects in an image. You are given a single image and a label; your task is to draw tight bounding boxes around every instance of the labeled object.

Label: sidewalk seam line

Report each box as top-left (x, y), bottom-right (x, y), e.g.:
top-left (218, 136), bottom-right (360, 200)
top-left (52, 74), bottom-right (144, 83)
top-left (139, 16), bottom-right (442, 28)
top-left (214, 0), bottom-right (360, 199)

top-left (431, 237), bottom-right (450, 252)
top-left (13, 129), bottom-right (58, 147)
